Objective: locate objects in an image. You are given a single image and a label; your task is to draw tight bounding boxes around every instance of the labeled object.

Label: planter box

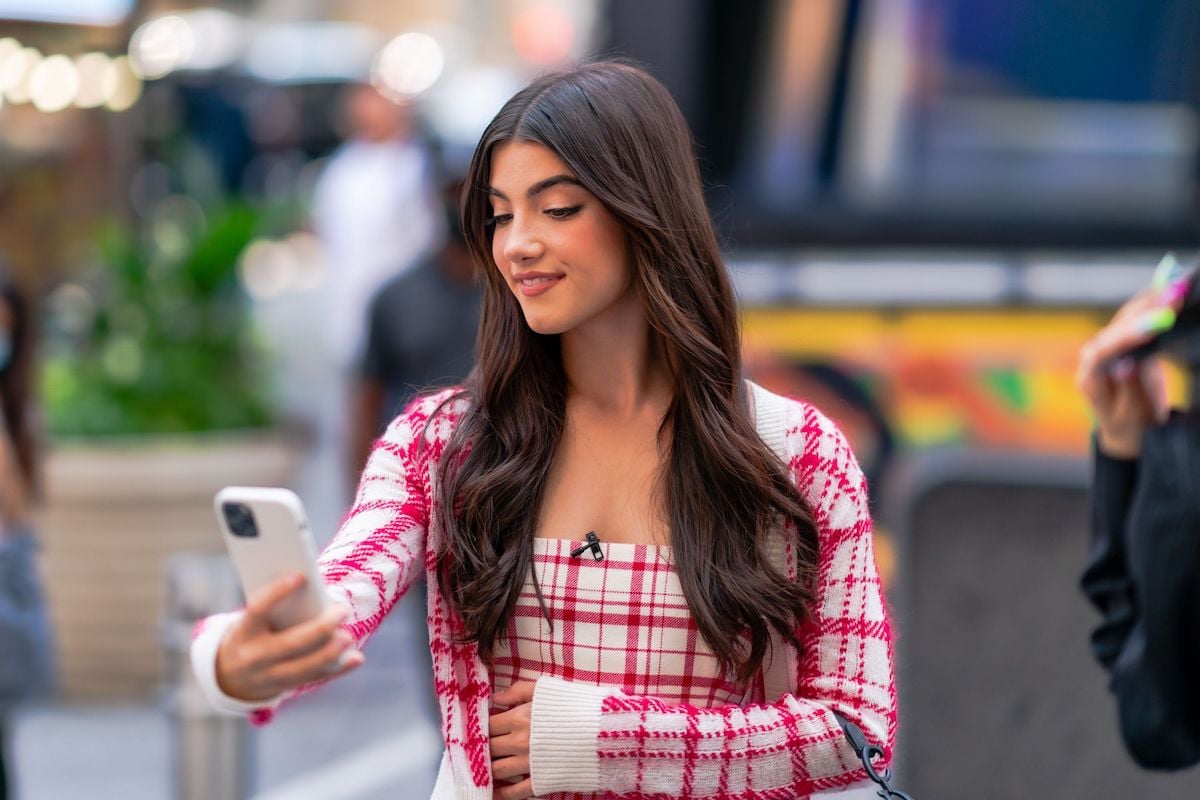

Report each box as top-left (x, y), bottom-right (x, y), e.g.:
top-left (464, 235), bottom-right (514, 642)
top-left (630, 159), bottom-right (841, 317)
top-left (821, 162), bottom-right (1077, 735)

top-left (37, 430), bottom-right (302, 700)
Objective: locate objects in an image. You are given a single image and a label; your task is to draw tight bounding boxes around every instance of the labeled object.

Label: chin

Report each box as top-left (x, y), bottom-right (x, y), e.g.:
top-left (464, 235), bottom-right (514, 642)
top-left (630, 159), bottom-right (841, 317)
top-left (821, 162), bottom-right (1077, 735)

top-left (523, 316), bottom-right (569, 336)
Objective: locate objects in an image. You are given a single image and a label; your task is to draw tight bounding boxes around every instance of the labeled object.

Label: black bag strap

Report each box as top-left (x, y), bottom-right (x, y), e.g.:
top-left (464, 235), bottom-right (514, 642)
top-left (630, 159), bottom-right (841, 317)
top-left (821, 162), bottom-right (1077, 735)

top-left (832, 712), bottom-right (913, 800)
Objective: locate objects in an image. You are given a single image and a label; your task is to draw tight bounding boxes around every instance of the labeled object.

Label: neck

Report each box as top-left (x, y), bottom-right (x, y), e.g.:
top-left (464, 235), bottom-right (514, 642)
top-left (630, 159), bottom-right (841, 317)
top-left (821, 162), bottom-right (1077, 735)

top-left (560, 308), bottom-right (672, 418)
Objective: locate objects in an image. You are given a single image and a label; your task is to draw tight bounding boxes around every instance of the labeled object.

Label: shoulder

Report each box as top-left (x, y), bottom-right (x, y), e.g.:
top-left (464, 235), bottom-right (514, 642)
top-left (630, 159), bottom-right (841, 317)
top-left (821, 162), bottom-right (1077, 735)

top-left (380, 386), bottom-right (473, 454)
top-left (749, 381), bottom-right (849, 461)
top-left (750, 381), bottom-right (868, 529)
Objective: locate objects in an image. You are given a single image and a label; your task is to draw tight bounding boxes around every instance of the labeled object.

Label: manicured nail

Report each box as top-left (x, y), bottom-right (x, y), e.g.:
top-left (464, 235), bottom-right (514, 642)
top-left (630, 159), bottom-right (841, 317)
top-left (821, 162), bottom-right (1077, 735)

top-left (1159, 277), bottom-right (1190, 306)
top-left (1137, 307), bottom-right (1177, 335)
top-left (1151, 252), bottom-right (1180, 289)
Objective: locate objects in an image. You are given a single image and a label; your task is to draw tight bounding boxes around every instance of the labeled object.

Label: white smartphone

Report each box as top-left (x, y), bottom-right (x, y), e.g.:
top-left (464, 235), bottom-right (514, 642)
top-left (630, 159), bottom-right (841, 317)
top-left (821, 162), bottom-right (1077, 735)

top-left (214, 486), bottom-right (331, 630)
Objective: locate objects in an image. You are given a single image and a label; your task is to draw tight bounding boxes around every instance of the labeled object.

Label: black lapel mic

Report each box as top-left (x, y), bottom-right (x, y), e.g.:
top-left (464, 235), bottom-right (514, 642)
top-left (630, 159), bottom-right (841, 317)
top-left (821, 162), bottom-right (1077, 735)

top-left (569, 531), bottom-right (603, 561)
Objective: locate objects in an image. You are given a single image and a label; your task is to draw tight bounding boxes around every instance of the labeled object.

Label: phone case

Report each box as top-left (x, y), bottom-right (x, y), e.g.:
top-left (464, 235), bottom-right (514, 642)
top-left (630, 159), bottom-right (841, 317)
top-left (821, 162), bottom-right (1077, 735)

top-left (214, 486), bottom-right (330, 630)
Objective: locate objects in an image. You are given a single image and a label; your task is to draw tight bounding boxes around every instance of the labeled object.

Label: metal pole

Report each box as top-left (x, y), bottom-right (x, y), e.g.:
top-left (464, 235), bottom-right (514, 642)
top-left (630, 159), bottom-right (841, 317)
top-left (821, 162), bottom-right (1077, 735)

top-left (163, 552), bottom-right (254, 800)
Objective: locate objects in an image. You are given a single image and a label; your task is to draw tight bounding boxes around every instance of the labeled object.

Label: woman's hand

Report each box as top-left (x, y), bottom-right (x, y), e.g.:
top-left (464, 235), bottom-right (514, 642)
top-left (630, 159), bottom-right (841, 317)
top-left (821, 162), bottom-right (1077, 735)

top-left (215, 572), bottom-right (364, 702)
top-left (490, 680), bottom-right (536, 800)
top-left (1076, 275), bottom-right (1188, 458)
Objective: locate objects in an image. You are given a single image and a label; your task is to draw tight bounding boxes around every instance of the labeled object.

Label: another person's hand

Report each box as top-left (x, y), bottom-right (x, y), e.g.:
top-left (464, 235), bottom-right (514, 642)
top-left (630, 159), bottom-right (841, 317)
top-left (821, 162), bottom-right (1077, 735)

top-left (215, 572), bottom-right (363, 702)
top-left (1077, 275), bottom-right (1188, 458)
top-left (490, 680), bottom-right (535, 800)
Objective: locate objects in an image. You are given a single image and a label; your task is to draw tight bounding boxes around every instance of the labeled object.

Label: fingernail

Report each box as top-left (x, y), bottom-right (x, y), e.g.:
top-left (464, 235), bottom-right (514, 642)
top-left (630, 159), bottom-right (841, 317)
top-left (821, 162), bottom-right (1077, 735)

top-left (1137, 307), bottom-right (1177, 335)
top-left (1151, 252), bottom-right (1181, 289)
top-left (1159, 277), bottom-right (1190, 306)
top-left (335, 605), bottom-right (351, 622)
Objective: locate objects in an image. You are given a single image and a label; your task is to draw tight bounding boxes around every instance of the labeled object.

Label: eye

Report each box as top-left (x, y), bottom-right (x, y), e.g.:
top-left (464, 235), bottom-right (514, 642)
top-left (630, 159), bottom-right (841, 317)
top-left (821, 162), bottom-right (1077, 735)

top-left (485, 213), bottom-right (513, 227)
top-left (545, 205), bottom-right (582, 220)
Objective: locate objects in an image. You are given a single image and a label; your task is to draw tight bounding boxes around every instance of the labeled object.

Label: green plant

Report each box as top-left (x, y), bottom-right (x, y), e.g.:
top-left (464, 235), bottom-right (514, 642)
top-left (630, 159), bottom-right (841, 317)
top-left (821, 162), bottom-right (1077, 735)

top-left (41, 202), bottom-right (275, 437)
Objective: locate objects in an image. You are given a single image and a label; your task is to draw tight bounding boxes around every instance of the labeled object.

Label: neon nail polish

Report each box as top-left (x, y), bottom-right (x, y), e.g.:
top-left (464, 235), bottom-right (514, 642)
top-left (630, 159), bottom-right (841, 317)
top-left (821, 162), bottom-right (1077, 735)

top-left (1151, 252), bottom-right (1179, 289)
top-left (1137, 307), bottom-right (1177, 335)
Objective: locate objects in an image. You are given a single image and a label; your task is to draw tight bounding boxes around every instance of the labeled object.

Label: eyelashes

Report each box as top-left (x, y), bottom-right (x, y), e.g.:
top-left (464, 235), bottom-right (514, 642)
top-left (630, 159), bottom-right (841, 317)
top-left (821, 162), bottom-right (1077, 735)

top-left (485, 205), bottom-right (583, 227)
top-left (545, 204), bottom-right (582, 220)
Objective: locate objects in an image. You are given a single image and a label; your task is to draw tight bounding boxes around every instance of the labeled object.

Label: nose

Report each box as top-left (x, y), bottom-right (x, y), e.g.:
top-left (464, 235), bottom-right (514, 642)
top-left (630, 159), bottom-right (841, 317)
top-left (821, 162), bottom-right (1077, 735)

top-left (501, 216), bottom-right (544, 266)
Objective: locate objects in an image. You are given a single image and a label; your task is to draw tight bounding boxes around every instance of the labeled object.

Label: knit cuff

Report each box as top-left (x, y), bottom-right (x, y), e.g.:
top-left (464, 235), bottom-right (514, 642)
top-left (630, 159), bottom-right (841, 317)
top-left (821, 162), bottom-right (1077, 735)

top-left (190, 610), bottom-right (283, 717)
top-left (529, 676), bottom-right (608, 796)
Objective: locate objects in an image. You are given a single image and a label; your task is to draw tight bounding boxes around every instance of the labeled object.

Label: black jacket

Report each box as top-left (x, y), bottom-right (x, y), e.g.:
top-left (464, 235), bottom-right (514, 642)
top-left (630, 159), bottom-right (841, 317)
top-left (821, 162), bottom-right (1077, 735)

top-left (1081, 412), bottom-right (1200, 770)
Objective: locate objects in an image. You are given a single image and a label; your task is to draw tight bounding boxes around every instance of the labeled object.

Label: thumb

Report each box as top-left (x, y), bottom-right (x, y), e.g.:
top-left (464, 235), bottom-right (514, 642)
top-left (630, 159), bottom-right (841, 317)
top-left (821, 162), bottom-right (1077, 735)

top-left (243, 572), bottom-right (306, 630)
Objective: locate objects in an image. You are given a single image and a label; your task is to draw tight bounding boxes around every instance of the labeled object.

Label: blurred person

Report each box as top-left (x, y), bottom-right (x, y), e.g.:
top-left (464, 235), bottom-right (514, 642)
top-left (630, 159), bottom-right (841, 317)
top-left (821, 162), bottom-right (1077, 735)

top-left (193, 62), bottom-right (896, 799)
top-left (347, 182), bottom-right (480, 731)
top-left (1078, 256), bottom-right (1200, 770)
top-left (350, 181), bottom-right (481, 483)
top-left (0, 276), bottom-right (52, 800)
top-left (311, 83), bottom-right (442, 369)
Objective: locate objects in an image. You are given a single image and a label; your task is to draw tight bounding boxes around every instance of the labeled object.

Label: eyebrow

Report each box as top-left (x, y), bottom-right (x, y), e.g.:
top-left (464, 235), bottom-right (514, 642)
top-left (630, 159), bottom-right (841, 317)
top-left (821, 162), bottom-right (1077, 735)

top-left (486, 174), bottom-right (583, 201)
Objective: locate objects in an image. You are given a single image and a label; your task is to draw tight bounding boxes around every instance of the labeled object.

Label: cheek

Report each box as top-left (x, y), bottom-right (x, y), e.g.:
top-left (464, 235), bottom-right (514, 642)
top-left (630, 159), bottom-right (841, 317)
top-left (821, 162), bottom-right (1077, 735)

top-left (491, 231), bottom-right (506, 272)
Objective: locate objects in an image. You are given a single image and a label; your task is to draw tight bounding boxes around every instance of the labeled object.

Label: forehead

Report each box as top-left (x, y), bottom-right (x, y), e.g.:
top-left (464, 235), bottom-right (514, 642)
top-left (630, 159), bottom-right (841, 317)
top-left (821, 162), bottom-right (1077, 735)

top-left (489, 141), bottom-right (575, 191)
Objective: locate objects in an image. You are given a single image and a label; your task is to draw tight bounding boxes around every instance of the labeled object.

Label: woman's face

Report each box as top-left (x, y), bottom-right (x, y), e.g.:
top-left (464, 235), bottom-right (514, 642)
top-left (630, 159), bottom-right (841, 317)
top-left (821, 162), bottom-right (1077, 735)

top-left (487, 141), bottom-right (634, 336)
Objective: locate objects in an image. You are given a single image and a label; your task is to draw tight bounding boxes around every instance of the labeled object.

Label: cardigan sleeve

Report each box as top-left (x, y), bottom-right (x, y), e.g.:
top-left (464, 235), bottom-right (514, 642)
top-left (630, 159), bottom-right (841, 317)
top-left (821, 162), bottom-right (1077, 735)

top-left (1080, 438), bottom-right (1140, 673)
top-left (1082, 416), bottom-right (1200, 770)
top-left (189, 390), bottom-right (457, 722)
top-left (527, 402), bottom-right (897, 798)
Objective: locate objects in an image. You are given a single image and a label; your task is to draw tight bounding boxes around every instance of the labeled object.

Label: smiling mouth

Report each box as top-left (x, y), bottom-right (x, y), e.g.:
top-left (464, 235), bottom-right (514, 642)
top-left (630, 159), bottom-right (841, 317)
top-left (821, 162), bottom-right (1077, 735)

top-left (519, 276), bottom-right (559, 287)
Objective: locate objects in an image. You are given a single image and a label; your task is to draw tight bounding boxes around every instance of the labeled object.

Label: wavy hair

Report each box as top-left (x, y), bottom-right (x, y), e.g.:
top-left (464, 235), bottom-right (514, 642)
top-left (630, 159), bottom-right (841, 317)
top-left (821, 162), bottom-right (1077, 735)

top-left (435, 61), bottom-right (820, 683)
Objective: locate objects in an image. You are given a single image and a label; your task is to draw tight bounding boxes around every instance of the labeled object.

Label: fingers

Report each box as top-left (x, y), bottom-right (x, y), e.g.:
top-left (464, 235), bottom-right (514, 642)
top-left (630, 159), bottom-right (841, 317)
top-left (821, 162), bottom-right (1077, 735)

top-left (488, 705), bottom-right (519, 738)
top-left (265, 605), bottom-right (351, 663)
top-left (1142, 359), bottom-right (1171, 423)
top-left (267, 629), bottom-right (363, 688)
top-left (491, 755), bottom-right (530, 783)
top-left (493, 777), bottom-right (533, 800)
top-left (243, 572), bottom-right (307, 630)
top-left (492, 681), bottom-right (535, 709)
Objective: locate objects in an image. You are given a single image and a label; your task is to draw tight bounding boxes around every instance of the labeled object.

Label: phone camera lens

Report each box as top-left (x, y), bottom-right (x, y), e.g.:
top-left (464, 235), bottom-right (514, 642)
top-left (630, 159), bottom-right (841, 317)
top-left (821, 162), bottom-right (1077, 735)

top-left (222, 502), bottom-right (258, 538)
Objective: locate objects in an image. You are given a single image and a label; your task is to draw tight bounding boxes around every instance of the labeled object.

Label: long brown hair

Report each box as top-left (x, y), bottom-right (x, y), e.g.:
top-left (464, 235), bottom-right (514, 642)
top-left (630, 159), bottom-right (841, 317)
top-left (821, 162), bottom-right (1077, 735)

top-left (436, 61), bottom-right (820, 683)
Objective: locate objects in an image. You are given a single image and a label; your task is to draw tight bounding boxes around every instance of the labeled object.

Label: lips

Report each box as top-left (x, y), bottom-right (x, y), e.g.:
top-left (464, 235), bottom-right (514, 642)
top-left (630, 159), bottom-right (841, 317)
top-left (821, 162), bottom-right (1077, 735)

top-left (513, 272), bottom-right (564, 297)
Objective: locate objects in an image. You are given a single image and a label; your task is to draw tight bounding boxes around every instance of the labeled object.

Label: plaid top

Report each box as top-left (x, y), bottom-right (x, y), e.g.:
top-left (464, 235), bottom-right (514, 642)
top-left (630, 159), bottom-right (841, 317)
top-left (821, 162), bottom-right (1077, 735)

top-left (492, 538), bottom-right (756, 710)
top-left (191, 382), bottom-right (897, 799)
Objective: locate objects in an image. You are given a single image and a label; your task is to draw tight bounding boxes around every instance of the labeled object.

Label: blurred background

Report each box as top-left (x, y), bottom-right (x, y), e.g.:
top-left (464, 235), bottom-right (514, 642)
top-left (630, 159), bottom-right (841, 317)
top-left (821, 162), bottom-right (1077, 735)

top-left (0, 0), bottom-right (1198, 798)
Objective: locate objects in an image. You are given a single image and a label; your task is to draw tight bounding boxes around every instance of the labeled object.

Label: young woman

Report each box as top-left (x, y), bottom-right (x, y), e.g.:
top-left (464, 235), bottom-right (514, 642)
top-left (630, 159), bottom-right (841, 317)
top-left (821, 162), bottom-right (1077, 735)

top-left (193, 61), bottom-right (897, 799)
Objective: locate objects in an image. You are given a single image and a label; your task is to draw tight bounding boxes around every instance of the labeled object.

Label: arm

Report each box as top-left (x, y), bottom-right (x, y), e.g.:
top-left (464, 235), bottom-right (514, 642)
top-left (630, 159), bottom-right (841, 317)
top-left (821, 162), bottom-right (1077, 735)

top-left (1080, 442), bottom-right (1140, 672)
top-left (525, 405), bottom-right (896, 798)
top-left (349, 290), bottom-right (400, 490)
top-left (350, 377), bottom-right (388, 490)
top-left (1094, 416), bottom-right (1200, 769)
top-left (190, 392), bottom-right (449, 720)
top-left (1075, 274), bottom-right (1200, 768)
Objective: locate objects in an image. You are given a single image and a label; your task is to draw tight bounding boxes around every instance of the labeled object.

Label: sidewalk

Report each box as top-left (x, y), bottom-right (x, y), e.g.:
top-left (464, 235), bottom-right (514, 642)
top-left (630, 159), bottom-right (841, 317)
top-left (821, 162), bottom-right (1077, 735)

top-left (11, 586), bottom-right (441, 800)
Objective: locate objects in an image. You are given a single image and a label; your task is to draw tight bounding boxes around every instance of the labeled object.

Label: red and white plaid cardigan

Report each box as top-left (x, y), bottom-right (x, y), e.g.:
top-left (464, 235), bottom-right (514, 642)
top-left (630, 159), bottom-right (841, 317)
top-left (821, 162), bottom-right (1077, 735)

top-left (192, 382), bottom-right (897, 799)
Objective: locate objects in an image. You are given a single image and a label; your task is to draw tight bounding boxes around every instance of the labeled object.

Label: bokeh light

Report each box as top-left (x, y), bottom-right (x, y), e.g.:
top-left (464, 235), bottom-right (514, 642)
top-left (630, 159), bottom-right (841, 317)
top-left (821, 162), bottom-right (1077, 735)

top-left (371, 32), bottom-right (444, 100)
top-left (29, 54), bottom-right (80, 113)
top-left (511, 3), bottom-right (575, 66)
top-left (128, 15), bottom-right (194, 80)
top-left (239, 238), bottom-right (298, 300)
top-left (74, 53), bottom-right (119, 109)
top-left (1, 46), bottom-right (42, 104)
top-left (106, 56), bottom-right (143, 111)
